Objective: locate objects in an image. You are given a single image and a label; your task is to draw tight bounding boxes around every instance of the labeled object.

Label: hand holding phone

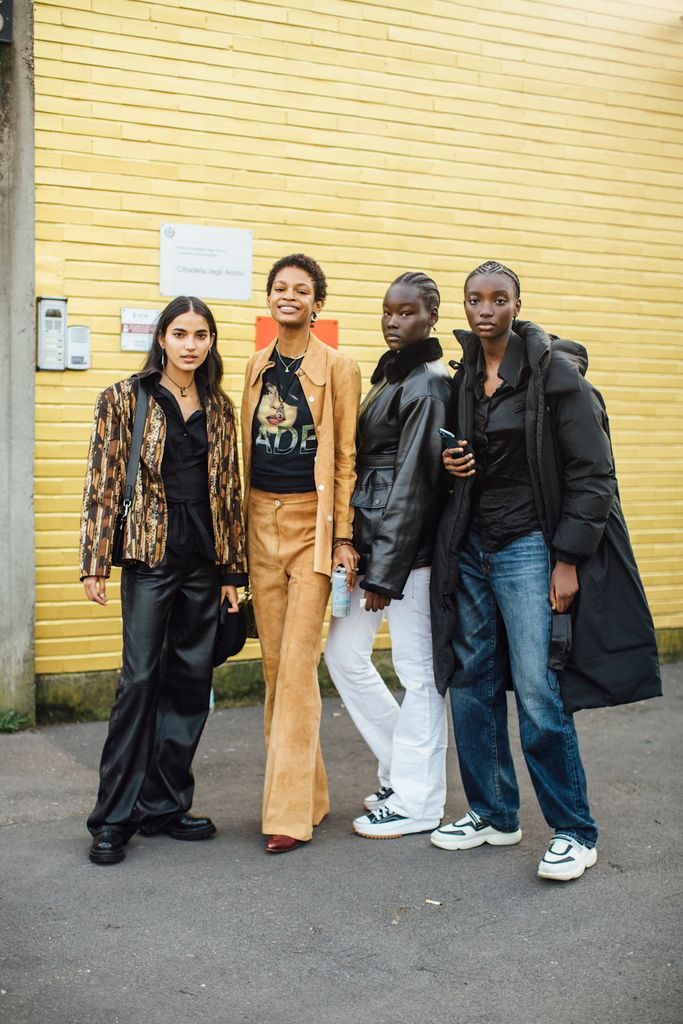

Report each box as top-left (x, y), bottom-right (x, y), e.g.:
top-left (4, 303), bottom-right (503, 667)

top-left (438, 429), bottom-right (476, 477)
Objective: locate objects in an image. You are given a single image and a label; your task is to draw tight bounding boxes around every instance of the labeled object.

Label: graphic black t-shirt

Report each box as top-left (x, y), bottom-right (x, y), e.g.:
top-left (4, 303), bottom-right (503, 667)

top-left (250, 362), bottom-right (318, 493)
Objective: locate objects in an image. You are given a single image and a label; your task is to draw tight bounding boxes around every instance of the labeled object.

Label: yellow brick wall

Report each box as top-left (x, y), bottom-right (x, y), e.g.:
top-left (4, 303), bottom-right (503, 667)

top-left (34, 0), bottom-right (683, 675)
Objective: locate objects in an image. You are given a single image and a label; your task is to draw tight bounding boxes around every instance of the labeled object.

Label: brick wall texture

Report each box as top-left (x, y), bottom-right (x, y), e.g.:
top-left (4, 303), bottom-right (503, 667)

top-left (34, 0), bottom-right (683, 674)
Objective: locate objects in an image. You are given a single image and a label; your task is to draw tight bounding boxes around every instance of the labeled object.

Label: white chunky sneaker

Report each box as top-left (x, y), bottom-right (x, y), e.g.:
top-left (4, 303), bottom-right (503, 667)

top-left (353, 804), bottom-right (440, 839)
top-left (430, 810), bottom-right (523, 851)
top-left (363, 786), bottom-right (395, 811)
top-left (537, 834), bottom-right (597, 881)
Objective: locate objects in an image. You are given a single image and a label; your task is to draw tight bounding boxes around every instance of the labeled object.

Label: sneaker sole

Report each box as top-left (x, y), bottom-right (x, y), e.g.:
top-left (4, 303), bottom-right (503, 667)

top-left (538, 847), bottom-right (597, 881)
top-left (353, 823), bottom-right (439, 840)
top-left (431, 828), bottom-right (523, 851)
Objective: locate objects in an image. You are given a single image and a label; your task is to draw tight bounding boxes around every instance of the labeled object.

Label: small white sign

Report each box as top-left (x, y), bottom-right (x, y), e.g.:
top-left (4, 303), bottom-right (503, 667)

top-left (121, 307), bottom-right (159, 352)
top-left (159, 223), bottom-right (253, 300)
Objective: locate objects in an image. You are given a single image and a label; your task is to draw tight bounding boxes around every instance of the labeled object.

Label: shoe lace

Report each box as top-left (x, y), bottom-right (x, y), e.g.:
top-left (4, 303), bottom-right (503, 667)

top-left (371, 805), bottom-right (395, 822)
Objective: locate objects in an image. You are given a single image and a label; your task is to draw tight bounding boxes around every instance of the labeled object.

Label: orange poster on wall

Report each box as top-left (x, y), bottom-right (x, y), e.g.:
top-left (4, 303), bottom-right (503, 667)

top-left (255, 316), bottom-right (338, 350)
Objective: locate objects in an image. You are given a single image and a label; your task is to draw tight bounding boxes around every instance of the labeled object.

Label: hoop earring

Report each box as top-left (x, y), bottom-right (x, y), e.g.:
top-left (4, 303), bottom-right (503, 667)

top-left (161, 349), bottom-right (165, 370)
top-left (311, 311), bottom-right (318, 323)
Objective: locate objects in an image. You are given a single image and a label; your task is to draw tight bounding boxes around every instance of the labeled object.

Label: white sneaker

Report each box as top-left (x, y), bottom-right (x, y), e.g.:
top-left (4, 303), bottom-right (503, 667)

top-left (537, 834), bottom-right (597, 881)
top-left (430, 810), bottom-right (523, 851)
top-left (363, 785), bottom-right (395, 811)
top-left (353, 804), bottom-right (440, 839)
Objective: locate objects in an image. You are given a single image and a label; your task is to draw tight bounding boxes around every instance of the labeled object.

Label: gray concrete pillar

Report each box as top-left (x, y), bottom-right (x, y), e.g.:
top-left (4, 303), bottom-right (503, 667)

top-left (0, 0), bottom-right (35, 723)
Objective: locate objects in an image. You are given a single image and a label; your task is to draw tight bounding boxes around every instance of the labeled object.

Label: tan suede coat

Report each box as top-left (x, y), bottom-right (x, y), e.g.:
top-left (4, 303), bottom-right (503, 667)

top-left (241, 336), bottom-right (361, 577)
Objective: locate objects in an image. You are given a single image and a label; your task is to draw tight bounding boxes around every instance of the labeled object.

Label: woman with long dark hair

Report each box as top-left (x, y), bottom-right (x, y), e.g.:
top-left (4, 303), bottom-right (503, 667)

top-left (241, 253), bottom-right (361, 853)
top-left (81, 295), bottom-right (247, 865)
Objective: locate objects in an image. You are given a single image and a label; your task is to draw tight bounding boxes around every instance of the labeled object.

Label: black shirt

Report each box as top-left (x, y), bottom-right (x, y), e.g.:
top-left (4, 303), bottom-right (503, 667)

top-left (470, 333), bottom-right (541, 551)
top-left (154, 381), bottom-right (246, 585)
top-left (250, 360), bottom-right (318, 493)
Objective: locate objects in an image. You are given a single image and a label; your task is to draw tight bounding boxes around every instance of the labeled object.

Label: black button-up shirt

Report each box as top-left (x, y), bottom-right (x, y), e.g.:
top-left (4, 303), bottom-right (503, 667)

top-left (154, 381), bottom-right (247, 586)
top-left (470, 333), bottom-right (541, 551)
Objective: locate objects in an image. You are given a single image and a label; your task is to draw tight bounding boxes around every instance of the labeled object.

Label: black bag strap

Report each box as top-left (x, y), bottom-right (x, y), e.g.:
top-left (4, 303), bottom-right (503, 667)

top-left (121, 378), bottom-right (149, 516)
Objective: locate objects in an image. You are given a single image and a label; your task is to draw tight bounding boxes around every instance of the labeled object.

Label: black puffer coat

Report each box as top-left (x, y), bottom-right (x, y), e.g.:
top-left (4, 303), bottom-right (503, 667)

top-left (430, 321), bottom-right (662, 713)
top-left (354, 337), bottom-right (455, 599)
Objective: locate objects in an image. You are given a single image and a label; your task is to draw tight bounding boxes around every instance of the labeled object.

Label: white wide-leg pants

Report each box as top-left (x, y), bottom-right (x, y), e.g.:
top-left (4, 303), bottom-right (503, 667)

top-left (324, 567), bottom-right (447, 820)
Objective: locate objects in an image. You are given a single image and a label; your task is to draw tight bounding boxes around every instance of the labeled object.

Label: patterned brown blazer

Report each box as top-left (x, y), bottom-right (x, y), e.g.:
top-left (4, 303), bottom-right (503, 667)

top-left (80, 375), bottom-right (246, 579)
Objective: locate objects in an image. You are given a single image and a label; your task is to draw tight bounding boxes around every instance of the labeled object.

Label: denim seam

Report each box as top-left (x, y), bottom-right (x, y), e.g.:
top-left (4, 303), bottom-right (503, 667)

top-left (485, 557), bottom-right (511, 832)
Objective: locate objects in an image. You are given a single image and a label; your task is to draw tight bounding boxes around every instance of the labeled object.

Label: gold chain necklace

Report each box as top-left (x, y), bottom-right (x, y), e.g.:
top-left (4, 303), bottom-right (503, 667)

top-left (275, 344), bottom-right (307, 374)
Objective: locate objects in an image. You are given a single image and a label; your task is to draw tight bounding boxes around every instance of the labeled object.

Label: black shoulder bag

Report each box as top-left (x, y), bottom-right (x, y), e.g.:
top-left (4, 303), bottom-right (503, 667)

top-left (111, 379), bottom-right (149, 567)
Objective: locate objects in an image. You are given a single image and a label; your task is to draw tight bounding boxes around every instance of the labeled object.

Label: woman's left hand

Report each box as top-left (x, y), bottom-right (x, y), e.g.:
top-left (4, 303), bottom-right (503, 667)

top-left (221, 584), bottom-right (239, 612)
top-left (549, 562), bottom-right (579, 613)
top-left (363, 591), bottom-right (391, 613)
top-left (334, 543), bottom-right (360, 591)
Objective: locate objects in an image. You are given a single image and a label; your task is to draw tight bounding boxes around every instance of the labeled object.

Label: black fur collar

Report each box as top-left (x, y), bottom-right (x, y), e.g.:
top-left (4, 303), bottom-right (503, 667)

top-left (370, 337), bottom-right (443, 385)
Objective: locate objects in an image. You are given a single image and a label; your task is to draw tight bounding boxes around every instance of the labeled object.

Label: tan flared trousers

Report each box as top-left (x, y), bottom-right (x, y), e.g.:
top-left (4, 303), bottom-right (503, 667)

top-left (247, 490), bottom-right (331, 841)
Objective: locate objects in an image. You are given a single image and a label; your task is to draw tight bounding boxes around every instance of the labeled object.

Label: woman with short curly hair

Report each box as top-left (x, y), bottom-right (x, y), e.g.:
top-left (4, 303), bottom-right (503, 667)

top-left (241, 254), bottom-right (361, 853)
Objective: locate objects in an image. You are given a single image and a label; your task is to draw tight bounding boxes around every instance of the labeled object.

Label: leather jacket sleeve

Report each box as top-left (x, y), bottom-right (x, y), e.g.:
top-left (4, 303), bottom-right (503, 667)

top-left (363, 393), bottom-right (450, 598)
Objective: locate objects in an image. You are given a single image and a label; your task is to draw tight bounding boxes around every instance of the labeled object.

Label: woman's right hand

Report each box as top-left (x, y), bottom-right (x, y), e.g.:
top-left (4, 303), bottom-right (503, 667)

top-left (443, 441), bottom-right (476, 478)
top-left (83, 576), bottom-right (108, 605)
top-left (334, 543), bottom-right (360, 591)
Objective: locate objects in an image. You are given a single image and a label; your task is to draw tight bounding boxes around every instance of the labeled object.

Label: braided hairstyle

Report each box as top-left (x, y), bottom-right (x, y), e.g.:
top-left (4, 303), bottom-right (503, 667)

top-left (391, 271), bottom-right (441, 312)
top-left (464, 260), bottom-right (521, 299)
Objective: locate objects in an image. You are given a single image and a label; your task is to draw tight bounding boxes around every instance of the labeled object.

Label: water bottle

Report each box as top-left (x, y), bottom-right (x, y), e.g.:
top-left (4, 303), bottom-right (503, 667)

top-left (331, 565), bottom-right (351, 617)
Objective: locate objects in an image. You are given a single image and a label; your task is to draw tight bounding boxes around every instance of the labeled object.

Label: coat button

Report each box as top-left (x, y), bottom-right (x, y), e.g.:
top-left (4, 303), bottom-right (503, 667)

top-left (318, 484), bottom-right (325, 491)
top-left (309, 395), bottom-right (315, 402)
top-left (274, 499), bottom-right (281, 508)
top-left (327, 515), bottom-right (333, 522)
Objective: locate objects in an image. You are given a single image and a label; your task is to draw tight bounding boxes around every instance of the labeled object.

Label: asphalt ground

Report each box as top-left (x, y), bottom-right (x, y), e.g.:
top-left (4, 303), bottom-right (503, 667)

top-left (1, 664), bottom-right (681, 1024)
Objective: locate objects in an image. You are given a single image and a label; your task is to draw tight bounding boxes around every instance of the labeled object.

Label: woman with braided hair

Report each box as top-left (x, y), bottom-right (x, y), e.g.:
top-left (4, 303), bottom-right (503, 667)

top-left (429, 260), bottom-right (660, 880)
top-left (325, 271), bottom-right (455, 839)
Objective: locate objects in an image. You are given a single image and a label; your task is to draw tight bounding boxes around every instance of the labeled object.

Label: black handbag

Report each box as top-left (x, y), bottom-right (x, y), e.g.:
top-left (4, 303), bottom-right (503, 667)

top-left (213, 598), bottom-right (248, 667)
top-left (239, 585), bottom-right (258, 639)
top-left (111, 379), bottom-right (149, 567)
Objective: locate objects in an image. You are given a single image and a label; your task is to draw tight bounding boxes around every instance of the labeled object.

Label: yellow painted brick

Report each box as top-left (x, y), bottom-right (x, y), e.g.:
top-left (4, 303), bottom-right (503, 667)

top-left (33, 0), bottom-right (683, 669)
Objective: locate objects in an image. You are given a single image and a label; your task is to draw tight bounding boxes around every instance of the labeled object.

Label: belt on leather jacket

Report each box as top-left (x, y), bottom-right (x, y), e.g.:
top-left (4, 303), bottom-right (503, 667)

top-left (358, 456), bottom-right (395, 469)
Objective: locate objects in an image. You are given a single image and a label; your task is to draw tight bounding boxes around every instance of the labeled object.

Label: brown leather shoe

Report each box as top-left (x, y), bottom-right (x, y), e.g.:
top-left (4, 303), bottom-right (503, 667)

top-left (266, 834), bottom-right (307, 854)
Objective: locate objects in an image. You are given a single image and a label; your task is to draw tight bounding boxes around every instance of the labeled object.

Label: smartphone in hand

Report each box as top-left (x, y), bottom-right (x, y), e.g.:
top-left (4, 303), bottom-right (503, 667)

top-left (438, 428), bottom-right (474, 459)
top-left (438, 428), bottom-right (457, 450)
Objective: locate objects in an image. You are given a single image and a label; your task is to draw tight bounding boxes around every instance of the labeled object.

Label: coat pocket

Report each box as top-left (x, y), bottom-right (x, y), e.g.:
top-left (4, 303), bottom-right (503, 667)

top-left (351, 468), bottom-right (393, 510)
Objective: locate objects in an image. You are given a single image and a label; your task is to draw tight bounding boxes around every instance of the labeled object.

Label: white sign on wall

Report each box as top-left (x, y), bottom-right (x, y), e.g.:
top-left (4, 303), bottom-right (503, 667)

top-left (121, 308), bottom-right (159, 352)
top-left (159, 223), bottom-right (253, 300)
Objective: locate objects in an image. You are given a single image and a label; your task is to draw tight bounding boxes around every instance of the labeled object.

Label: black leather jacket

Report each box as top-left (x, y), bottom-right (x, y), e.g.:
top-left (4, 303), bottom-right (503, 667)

top-left (353, 337), bottom-right (455, 599)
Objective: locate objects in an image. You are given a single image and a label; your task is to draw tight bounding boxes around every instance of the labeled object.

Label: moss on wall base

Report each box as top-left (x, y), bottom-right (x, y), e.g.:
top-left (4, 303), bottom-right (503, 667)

top-left (36, 651), bottom-right (400, 725)
top-left (35, 630), bottom-right (681, 726)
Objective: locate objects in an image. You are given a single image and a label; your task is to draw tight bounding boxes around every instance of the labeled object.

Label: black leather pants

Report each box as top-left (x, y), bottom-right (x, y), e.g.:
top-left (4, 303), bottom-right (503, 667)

top-left (87, 550), bottom-right (220, 836)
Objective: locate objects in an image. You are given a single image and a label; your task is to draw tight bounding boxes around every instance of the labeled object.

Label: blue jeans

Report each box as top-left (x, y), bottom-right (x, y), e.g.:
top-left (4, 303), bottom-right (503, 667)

top-left (449, 529), bottom-right (597, 848)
